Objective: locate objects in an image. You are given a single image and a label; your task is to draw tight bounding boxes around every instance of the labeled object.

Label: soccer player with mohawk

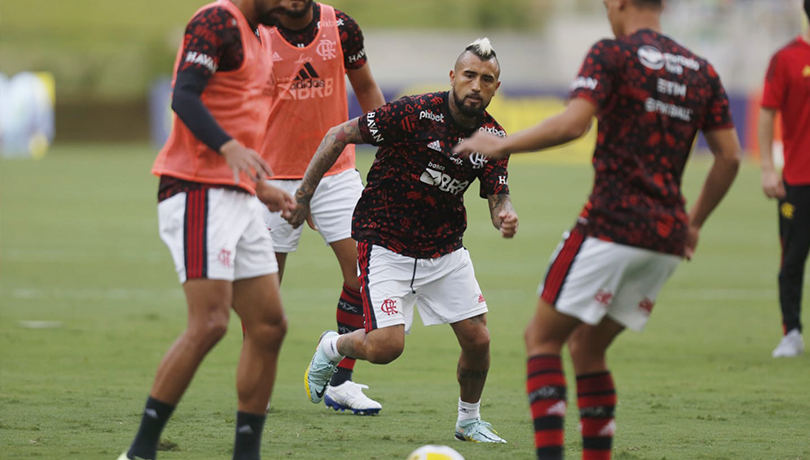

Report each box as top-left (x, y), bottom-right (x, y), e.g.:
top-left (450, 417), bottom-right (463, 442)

top-left (295, 38), bottom-right (517, 443)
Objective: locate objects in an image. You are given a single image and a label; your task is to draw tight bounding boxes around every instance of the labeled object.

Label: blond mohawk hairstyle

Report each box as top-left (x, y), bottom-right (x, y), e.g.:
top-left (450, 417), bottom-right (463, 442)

top-left (465, 37), bottom-right (496, 59)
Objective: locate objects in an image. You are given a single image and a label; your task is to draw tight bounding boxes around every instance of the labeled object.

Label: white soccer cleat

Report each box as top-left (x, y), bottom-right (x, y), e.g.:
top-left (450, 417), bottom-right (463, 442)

top-left (304, 331), bottom-right (340, 404)
top-left (454, 418), bottom-right (507, 443)
top-left (772, 329), bottom-right (804, 358)
top-left (324, 381), bottom-right (382, 415)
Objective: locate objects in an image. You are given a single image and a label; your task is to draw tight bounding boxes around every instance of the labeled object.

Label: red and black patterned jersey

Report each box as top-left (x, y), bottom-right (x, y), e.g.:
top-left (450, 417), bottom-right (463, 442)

top-left (570, 29), bottom-right (733, 256)
top-left (274, 3), bottom-right (367, 70)
top-left (179, 6), bottom-right (248, 77)
top-left (354, 91), bottom-right (510, 259)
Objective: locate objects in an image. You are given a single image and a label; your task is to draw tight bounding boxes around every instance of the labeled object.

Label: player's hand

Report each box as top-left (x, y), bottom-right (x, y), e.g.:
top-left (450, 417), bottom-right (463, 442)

top-left (761, 169), bottom-right (786, 199)
top-left (220, 139), bottom-right (273, 184)
top-left (256, 181), bottom-right (296, 219)
top-left (499, 210), bottom-right (519, 238)
top-left (684, 223), bottom-right (700, 261)
top-left (453, 131), bottom-right (508, 160)
top-left (285, 196), bottom-right (312, 229)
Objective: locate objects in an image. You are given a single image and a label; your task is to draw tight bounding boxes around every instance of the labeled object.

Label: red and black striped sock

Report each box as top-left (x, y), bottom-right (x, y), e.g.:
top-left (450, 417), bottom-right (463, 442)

top-left (527, 354), bottom-right (567, 460)
top-left (577, 371), bottom-right (616, 460)
top-left (331, 284), bottom-right (363, 387)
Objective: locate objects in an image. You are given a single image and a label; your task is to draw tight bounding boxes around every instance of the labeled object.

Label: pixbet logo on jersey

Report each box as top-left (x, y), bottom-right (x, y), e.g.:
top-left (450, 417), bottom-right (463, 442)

top-left (279, 61), bottom-right (334, 100)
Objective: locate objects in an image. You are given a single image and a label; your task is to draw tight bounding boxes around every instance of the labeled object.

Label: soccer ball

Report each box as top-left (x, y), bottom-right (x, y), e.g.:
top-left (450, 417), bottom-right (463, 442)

top-left (406, 445), bottom-right (465, 460)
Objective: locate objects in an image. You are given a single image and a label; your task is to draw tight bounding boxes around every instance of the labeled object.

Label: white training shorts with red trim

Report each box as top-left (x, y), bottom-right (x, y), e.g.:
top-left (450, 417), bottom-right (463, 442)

top-left (262, 168), bottom-right (364, 252)
top-left (357, 243), bottom-right (488, 333)
top-left (158, 187), bottom-right (278, 284)
top-left (539, 229), bottom-right (681, 332)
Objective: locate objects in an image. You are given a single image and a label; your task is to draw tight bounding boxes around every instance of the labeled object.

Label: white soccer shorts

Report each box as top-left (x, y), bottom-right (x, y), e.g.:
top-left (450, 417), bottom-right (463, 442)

top-left (158, 187), bottom-right (278, 284)
top-left (538, 229), bottom-right (681, 331)
top-left (357, 243), bottom-right (489, 333)
top-left (262, 168), bottom-right (364, 252)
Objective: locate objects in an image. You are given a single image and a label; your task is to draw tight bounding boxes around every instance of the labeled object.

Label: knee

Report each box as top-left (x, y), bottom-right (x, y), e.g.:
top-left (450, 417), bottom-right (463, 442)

top-left (246, 315), bottom-right (288, 349)
top-left (462, 329), bottom-right (491, 358)
top-left (188, 312), bottom-right (230, 349)
top-left (366, 340), bottom-right (404, 364)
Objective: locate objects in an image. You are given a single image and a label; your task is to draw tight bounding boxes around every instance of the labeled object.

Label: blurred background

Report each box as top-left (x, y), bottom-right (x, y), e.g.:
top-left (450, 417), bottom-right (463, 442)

top-left (0, 0), bottom-right (806, 158)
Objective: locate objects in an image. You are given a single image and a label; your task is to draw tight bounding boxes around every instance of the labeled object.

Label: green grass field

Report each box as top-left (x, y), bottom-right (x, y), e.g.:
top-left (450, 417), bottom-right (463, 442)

top-left (1, 145), bottom-right (808, 460)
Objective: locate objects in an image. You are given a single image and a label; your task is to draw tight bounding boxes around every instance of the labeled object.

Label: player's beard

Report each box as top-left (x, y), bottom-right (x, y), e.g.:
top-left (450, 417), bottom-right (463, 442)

top-left (257, 6), bottom-right (285, 26)
top-left (284, 0), bottom-right (313, 19)
top-left (453, 91), bottom-right (488, 118)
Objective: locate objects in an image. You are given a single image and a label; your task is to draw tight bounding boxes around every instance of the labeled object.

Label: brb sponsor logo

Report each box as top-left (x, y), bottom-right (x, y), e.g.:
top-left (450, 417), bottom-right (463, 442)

top-left (420, 166), bottom-right (469, 196)
top-left (380, 299), bottom-right (398, 315)
top-left (279, 61), bottom-right (334, 101)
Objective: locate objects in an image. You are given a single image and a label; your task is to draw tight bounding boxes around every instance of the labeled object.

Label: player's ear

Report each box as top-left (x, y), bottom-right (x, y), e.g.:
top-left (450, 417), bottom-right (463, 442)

top-left (449, 69), bottom-right (455, 84)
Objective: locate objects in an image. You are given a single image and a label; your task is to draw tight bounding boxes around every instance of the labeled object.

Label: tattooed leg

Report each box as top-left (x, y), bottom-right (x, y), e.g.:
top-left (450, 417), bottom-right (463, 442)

top-left (451, 314), bottom-right (491, 403)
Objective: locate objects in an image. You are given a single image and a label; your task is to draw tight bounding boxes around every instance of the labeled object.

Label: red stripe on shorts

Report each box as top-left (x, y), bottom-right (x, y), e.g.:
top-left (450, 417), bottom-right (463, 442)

top-left (357, 242), bottom-right (377, 332)
top-left (184, 189), bottom-right (208, 279)
top-left (541, 229), bottom-right (585, 305)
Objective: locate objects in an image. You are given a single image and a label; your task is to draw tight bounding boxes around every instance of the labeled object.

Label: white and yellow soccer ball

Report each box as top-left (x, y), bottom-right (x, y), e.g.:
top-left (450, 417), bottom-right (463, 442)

top-left (406, 445), bottom-right (465, 460)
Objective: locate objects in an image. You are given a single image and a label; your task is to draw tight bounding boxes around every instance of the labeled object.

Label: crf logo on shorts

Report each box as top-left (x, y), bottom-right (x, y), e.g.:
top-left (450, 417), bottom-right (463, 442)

top-left (218, 249), bottom-right (232, 268)
top-left (381, 299), bottom-right (398, 315)
top-left (594, 290), bottom-right (613, 307)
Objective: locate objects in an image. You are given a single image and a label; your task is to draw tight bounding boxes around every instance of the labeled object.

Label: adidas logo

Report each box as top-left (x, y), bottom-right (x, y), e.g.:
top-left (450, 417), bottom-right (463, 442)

top-left (144, 409), bottom-right (158, 419)
top-left (273, 52), bottom-right (283, 62)
top-left (237, 424), bottom-right (254, 435)
top-left (295, 62), bottom-right (320, 81)
top-left (546, 401), bottom-right (567, 416)
top-left (599, 420), bottom-right (616, 436)
top-left (427, 140), bottom-right (442, 152)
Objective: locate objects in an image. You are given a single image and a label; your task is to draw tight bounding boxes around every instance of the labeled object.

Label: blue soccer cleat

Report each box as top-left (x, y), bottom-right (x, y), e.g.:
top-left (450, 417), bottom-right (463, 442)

top-left (304, 331), bottom-right (340, 404)
top-left (454, 418), bottom-right (507, 443)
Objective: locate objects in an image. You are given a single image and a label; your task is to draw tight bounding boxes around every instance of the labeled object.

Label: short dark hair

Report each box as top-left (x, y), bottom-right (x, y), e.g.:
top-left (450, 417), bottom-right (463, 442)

top-left (805, 0), bottom-right (809, 21)
top-left (632, 0), bottom-right (663, 9)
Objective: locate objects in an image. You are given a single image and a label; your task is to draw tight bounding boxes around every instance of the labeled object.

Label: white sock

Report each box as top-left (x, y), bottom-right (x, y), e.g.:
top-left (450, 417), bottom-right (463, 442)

top-left (321, 334), bottom-right (344, 362)
top-left (458, 398), bottom-right (480, 422)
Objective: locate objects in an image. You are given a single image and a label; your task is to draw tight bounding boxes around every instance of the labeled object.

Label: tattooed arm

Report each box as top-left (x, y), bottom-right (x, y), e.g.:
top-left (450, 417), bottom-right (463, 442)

top-left (285, 118), bottom-right (366, 228)
top-left (488, 193), bottom-right (518, 238)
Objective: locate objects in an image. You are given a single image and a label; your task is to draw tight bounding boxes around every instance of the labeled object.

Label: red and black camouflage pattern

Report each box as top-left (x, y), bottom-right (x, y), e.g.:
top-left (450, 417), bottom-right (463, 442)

top-left (355, 91), bottom-right (510, 259)
top-left (570, 29), bottom-right (733, 256)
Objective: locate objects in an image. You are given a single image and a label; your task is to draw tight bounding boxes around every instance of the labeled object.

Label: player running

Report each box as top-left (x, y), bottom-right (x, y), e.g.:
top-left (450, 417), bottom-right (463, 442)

top-left (454, 1), bottom-right (741, 459)
top-left (259, 0), bottom-right (386, 414)
top-left (297, 38), bottom-right (517, 443)
top-left (117, 1), bottom-right (294, 459)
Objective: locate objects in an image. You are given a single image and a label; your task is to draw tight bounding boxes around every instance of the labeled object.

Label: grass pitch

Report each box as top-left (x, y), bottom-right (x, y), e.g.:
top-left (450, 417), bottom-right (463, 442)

top-left (1, 145), bottom-right (808, 460)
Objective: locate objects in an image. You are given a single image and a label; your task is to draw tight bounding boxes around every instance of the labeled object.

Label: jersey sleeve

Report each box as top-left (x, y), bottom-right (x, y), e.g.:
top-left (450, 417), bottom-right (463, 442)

top-left (358, 96), bottom-right (414, 146)
top-left (701, 63), bottom-right (734, 131)
top-left (761, 51), bottom-right (786, 110)
top-left (336, 9), bottom-right (367, 70)
top-left (172, 7), bottom-right (244, 151)
top-left (178, 7), bottom-right (244, 78)
top-left (479, 156), bottom-right (510, 198)
top-left (569, 39), bottom-right (621, 108)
